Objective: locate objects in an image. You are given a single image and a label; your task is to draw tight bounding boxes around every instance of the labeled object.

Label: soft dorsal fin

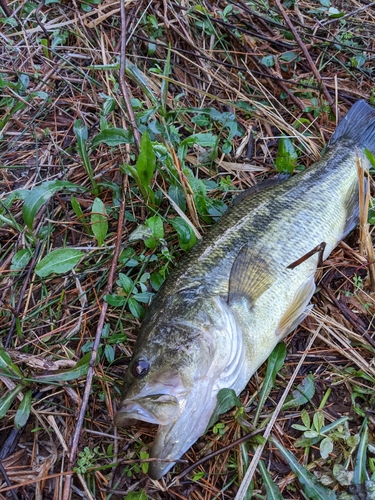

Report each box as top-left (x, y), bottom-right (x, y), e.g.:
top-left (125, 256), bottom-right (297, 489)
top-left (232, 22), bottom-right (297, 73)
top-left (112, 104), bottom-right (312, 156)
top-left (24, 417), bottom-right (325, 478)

top-left (231, 174), bottom-right (290, 207)
top-left (228, 244), bottom-right (275, 308)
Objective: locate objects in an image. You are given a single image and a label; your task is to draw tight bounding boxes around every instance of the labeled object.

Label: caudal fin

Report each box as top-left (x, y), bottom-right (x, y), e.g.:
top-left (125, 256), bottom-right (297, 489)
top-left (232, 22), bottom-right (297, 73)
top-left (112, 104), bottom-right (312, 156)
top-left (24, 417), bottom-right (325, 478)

top-left (329, 100), bottom-right (375, 152)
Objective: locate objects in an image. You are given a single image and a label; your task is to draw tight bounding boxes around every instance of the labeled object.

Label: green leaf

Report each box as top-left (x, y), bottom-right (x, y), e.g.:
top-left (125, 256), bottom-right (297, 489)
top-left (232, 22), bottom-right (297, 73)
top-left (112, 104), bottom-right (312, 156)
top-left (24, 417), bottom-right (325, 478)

top-left (0, 385), bottom-right (24, 419)
top-left (353, 421), bottom-right (369, 484)
top-left (170, 217), bottom-right (197, 251)
top-left (32, 353), bottom-right (91, 383)
top-left (258, 460), bottom-right (284, 499)
top-left (144, 215), bottom-right (164, 249)
top-left (206, 388), bottom-right (241, 431)
top-left (301, 409), bottom-right (311, 429)
top-left (35, 249), bottom-right (83, 277)
top-left (104, 344), bottom-right (115, 363)
top-left (136, 131), bottom-right (156, 193)
top-left (283, 374), bottom-right (315, 409)
top-left (91, 128), bottom-right (133, 148)
top-left (276, 137), bottom-right (298, 173)
top-left (14, 389), bottom-right (32, 429)
top-left (117, 273), bottom-right (134, 294)
top-left (21, 180), bottom-right (83, 229)
top-left (10, 248), bottom-right (33, 271)
top-left (320, 437), bottom-right (333, 459)
top-left (254, 342), bottom-right (286, 426)
top-left (104, 294), bottom-right (126, 307)
top-left (74, 120), bottom-right (98, 194)
top-left (91, 198), bottom-right (108, 246)
top-left (313, 411), bottom-right (324, 433)
top-left (364, 148), bottom-right (375, 168)
top-left (128, 297), bottom-right (144, 319)
top-left (270, 437), bottom-right (338, 499)
top-left (279, 51), bottom-right (298, 62)
top-left (261, 55), bottom-right (274, 67)
top-left (132, 292), bottom-right (154, 304)
top-left (123, 491), bottom-right (148, 500)
top-left (0, 347), bottom-right (24, 378)
top-left (295, 416), bottom-right (349, 448)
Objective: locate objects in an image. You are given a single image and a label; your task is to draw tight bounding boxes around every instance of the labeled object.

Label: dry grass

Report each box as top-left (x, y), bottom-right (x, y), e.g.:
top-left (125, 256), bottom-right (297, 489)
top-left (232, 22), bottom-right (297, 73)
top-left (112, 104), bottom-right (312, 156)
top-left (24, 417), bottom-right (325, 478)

top-left (1, 0), bottom-right (375, 499)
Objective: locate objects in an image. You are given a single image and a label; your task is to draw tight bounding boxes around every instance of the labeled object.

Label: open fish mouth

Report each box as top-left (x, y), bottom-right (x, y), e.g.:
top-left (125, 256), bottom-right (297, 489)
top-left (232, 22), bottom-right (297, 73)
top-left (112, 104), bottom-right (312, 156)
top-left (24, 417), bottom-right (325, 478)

top-left (115, 394), bottom-right (181, 427)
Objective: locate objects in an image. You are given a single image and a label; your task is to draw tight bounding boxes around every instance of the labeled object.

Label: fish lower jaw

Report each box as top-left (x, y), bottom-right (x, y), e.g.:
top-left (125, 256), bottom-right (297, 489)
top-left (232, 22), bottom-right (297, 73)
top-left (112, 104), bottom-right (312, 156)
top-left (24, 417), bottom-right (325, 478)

top-left (115, 402), bottom-right (162, 426)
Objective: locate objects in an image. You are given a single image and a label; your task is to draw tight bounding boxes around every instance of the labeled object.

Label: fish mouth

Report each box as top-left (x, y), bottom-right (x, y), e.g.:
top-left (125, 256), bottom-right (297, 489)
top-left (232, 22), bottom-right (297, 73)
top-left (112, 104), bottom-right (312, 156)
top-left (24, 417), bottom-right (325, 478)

top-left (115, 394), bottom-right (181, 427)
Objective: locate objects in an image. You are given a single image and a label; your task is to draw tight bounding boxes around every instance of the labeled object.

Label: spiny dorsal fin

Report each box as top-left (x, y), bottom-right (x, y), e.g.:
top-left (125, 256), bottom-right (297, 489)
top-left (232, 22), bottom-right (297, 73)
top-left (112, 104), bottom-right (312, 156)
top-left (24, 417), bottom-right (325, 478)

top-left (228, 244), bottom-right (275, 308)
top-left (231, 174), bottom-right (290, 207)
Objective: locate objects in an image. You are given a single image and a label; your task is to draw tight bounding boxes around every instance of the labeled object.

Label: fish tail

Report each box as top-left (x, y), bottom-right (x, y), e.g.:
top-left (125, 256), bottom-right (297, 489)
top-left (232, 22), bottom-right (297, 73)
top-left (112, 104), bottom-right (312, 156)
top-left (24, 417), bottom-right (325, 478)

top-left (329, 100), bottom-right (375, 152)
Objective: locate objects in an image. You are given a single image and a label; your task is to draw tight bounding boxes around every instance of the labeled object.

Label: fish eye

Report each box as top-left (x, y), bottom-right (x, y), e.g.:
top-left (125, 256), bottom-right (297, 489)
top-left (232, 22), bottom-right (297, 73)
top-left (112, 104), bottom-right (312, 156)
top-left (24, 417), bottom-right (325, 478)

top-left (131, 358), bottom-right (150, 378)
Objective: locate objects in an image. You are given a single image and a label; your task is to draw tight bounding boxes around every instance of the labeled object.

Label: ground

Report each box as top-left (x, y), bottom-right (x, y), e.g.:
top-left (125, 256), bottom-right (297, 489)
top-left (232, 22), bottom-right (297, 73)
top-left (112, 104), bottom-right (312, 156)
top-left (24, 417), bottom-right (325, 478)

top-left (1, 0), bottom-right (375, 499)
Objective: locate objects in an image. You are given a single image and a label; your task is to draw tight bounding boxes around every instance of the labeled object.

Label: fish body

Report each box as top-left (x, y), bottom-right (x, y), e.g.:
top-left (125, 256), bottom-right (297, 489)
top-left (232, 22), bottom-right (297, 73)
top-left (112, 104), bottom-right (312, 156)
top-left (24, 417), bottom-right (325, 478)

top-left (115, 100), bottom-right (375, 479)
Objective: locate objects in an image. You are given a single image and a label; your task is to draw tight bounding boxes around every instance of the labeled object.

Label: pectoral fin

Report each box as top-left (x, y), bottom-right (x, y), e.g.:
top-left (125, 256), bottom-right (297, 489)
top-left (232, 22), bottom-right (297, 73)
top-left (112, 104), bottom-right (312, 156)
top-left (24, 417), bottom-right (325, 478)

top-left (276, 276), bottom-right (315, 338)
top-left (228, 244), bottom-right (274, 307)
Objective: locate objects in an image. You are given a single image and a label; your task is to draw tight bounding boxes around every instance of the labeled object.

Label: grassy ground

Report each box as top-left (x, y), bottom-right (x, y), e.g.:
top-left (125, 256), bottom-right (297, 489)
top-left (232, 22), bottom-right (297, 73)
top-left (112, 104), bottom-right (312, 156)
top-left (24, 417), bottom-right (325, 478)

top-left (1, 0), bottom-right (375, 499)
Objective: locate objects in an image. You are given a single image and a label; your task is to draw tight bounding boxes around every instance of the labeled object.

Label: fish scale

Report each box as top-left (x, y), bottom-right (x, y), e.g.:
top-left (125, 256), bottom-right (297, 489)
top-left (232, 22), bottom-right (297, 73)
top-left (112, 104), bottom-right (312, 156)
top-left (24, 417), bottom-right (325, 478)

top-left (115, 100), bottom-right (375, 480)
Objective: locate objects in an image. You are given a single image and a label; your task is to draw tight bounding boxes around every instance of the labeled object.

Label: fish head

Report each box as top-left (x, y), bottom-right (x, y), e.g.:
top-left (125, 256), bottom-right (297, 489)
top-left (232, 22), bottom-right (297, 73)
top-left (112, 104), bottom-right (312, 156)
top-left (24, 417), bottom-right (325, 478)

top-left (114, 318), bottom-right (225, 479)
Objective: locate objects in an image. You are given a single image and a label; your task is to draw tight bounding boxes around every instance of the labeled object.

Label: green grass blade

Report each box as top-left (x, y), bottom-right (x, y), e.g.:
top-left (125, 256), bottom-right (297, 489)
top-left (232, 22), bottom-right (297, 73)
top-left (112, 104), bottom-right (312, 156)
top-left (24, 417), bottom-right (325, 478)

top-left (353, 420), bottom-right (369, 484)
top-left (253, 342), bottom-right (286, 426)
top-left (258, 460), bottom-right (284, 499)
top-left (270, 436), bottom-right (337, 499)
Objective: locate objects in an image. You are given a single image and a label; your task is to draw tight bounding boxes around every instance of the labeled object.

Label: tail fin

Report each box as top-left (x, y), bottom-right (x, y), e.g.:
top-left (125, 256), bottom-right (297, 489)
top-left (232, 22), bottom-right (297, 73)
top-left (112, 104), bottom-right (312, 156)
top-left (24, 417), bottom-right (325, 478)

top-left (329, 100), bottom-right (375, 152)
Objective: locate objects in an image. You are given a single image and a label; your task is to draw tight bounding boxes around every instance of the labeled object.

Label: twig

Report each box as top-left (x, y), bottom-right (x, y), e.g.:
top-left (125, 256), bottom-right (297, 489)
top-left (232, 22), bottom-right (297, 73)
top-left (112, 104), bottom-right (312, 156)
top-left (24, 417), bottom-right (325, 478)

top-left (275, 0), bottom-right (338, 122)
top-left (61, 187), bottom-right (127, 500)
top-left (119, 0), bottom-right (141, 151)
top-left (321, 1), bottom-right (375, 26)
top-left (234, 328), bottom-right (319, 500)
top-left (168, 429), bottom-right (262, 487)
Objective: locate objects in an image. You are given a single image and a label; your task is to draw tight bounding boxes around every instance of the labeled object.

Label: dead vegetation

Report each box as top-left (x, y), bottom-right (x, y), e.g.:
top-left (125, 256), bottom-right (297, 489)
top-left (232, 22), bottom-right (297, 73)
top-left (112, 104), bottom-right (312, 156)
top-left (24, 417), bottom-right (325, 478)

top-left (1, 0), bottom-right (375, 499)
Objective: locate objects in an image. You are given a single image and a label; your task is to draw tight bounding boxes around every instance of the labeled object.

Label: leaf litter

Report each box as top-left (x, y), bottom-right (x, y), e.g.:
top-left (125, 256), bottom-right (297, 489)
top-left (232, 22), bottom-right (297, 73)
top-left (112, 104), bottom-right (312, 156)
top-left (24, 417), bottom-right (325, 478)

top-left (1, 0), bottom-right (375, 499)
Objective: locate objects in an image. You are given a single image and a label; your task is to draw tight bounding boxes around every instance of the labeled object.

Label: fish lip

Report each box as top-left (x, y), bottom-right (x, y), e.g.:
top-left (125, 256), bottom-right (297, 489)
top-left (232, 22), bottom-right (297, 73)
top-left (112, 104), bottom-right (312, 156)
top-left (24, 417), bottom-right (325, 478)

top-left (114, 400), bottom-right (162, 425)
top-left (115, 393), bottom-right (181, 427)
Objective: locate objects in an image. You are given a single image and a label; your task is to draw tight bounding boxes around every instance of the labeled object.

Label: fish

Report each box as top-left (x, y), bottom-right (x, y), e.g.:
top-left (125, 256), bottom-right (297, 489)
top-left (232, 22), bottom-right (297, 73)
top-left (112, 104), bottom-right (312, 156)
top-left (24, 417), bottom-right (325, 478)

top-left (115, 100), bottom-right (375, 480)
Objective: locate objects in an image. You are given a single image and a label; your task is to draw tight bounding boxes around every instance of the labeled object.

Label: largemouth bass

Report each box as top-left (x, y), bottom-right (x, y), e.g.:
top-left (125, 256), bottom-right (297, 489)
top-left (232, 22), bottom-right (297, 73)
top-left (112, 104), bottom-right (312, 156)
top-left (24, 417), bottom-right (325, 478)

top-left (115, 100), bottom-right (375, 480)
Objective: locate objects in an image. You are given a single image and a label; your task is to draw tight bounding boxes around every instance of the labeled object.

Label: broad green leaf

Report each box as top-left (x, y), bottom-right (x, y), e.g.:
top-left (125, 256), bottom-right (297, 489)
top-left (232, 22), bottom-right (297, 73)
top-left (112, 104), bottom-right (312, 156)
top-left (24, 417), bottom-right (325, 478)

top-left (353, 421), bottom-right (369, 484)
top-left (104, 294), bottom-right (126, 307)
top-left (10, 248), bottom-right (33, 271)
top-left (254, 342), bottom-right (286, 426)
top-left (270, 437), bottom-right (337, 499)
top-left (14, 389), bottom-right (32, 429)
top-left (144, 215), bottom-right (164, 249)
top-left (261, 55), bottom-right (274, 67)
top-left (258, 460), bottom-right (284, 499)
top-left (0, 347), bottom-right (23, 378)
top-left (128, 297), bottom-right (144, 319)
top-left (91, 128), bottom-right (133, 148)
top-left (136, 131), bottom-right (156, 191)
top-left (313, 411), bottom-right (324, 433)
top-left (22, 180), bottom-right (83, 229)
top-left (283, 374), bottom-right (315, 409)
top-left (364, 148), bottom-right (375, 169)
top-left (32, 353), bottom-right (91, 383)
top-left (279, 51), bottom-right (298, 62)
top-left (168, 184), bottom-right (186, 212)
top-left (320, 437), bottom-right (333, 459)
top-left (275, 137), bottom-right (298, 173)
top-left (117, 274), bottom-right (134, 294)
top-left (91, 198), bottom-right (108, 246)
top-left (104, 344), bottom-right (115, 363)
top-left (0, 385), bottom-right (24, 418)
top-left (132, 292), bottom-right (154, 304)
top-left (170, 217), bottom-right (197, 251)
top-left (327, 7), bottom-right (344, 18)
top-left (178, 133), bottom-right (217, 162)
top-left (35, 249), bottom-right (83, 277)
top-left (206, 388), bottom-right (241, 431)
